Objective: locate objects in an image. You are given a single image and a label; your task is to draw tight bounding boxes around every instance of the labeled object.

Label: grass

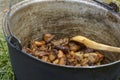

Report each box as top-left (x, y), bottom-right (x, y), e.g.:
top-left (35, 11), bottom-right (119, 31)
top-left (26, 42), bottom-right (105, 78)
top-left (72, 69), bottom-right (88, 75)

top-left (0, 34), bottom-right (14, 80)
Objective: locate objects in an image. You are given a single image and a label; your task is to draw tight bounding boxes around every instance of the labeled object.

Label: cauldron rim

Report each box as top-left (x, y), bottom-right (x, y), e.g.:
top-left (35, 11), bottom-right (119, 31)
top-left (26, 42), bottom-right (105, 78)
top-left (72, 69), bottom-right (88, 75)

top-left (3, 0), bottom-right (120, 69)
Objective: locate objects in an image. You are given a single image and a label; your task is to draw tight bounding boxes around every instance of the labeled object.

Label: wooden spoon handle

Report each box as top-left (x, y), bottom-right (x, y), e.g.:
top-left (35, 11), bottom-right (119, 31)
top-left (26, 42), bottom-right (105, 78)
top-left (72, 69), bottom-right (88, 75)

top-left (71, 36), bottom-right (120, 53)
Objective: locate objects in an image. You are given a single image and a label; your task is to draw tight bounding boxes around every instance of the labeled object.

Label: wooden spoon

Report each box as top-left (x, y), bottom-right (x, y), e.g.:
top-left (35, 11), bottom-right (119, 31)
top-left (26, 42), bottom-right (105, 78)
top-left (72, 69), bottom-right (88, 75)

top-left (71, 35), bottom-right (120, 53)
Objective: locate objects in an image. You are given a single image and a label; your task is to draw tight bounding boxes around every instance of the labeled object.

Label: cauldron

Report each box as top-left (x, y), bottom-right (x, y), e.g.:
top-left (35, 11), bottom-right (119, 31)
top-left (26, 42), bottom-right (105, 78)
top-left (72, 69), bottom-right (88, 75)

top-left (2, 0), bottom-right (120, 80)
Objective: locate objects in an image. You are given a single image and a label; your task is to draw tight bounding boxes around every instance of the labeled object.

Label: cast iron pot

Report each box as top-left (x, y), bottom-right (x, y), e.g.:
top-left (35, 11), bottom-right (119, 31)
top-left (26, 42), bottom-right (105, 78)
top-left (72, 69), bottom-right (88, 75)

top-left (2, 0), bottom-right (120, 80)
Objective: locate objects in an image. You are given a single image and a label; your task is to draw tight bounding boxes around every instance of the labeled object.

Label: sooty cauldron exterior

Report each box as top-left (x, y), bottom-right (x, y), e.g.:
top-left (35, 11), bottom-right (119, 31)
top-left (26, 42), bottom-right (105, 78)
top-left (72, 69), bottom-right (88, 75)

top-left (2, 0), bottom-right (120, 80)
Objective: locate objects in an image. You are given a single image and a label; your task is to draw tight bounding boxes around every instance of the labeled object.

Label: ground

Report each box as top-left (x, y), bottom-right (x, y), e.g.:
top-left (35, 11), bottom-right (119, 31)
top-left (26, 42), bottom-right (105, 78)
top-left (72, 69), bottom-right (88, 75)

top-left (0, 0), bottom-right (120, 80)
top-left (0, 0), bottom-right (14, 80)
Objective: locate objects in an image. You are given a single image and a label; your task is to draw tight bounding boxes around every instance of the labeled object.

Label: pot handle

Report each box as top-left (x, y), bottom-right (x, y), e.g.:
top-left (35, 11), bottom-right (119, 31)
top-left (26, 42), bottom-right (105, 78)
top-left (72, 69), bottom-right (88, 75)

top-left (93, 0), bottom-right (119, 13)
top-left (2, 0), bottom-right (13, 38)
top-left (2, 0), bottom-right (22, 50)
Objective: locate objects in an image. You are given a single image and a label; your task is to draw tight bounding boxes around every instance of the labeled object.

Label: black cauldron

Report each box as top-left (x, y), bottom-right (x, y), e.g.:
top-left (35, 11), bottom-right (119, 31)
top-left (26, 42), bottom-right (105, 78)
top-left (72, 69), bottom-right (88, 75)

top-left (2, 0), bottom-right (120, 80)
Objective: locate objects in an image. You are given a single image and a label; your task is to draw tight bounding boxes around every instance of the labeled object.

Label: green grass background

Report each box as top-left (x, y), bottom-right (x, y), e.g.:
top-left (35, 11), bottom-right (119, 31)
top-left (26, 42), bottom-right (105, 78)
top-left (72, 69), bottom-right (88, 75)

top-left (0, 0), bottom-right (120, 80)
top-left (0, 34), bottom-right (14, 80)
